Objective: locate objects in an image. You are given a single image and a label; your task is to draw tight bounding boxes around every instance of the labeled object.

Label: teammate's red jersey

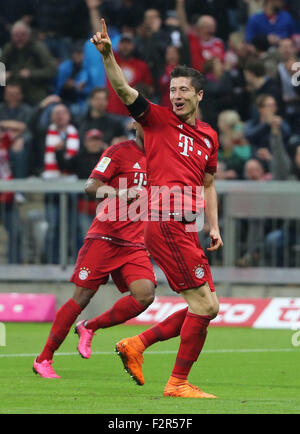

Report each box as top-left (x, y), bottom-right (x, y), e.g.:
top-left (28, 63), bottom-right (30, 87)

top-left (86, 140), bottom-right (147, 247)
top-left (136, 102), bottom-right (219, 214)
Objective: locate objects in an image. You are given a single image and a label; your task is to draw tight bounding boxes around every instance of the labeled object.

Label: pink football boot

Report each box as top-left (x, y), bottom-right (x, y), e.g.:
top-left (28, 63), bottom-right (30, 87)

top-left (33, 358), bottom-right (61, 378)
top-left (75, 320), bottom-right (95, 359)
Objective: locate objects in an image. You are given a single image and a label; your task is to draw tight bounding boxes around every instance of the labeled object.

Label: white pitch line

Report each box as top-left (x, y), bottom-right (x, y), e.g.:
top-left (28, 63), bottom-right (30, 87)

top-left (0, 348), bottom-right (297, 358)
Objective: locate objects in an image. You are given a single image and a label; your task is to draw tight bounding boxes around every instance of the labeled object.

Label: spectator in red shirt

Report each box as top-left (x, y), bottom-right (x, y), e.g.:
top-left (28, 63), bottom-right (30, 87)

top-left (176, 0), bottom-right (225, 72)
top-left (106, 34), bottom-right (154, 116)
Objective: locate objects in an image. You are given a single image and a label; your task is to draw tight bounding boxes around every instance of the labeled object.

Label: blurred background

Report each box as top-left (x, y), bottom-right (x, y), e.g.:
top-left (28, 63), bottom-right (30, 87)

top-left (0, 0), bottom-right (300, 319)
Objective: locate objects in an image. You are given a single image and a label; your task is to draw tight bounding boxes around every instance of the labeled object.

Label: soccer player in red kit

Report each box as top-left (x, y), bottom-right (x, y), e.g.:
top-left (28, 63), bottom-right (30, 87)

top-left (33, 125), bottom-right (156, 379)
top-left (90, 20), bottom-right (223, 398)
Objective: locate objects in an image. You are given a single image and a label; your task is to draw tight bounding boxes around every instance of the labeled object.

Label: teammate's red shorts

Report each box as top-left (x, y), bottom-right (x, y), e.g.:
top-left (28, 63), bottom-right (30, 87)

top-left (144, 220), bottom-right (215, 294)
top-left (70, 238), bottom-right (156, 292)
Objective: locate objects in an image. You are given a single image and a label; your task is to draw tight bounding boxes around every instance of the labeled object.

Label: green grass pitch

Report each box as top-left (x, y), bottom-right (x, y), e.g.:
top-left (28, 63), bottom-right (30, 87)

top-left (0, 323), bottom-right (299, 414)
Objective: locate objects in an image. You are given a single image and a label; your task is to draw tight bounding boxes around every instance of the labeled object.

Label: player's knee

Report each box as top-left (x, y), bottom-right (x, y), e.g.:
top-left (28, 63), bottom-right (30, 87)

top-left (135, 291), bottom-right (155, 307)
top-left (208, 301), bottom-right (219, 319)
top-left (132, 283), bottom-right (155, 307)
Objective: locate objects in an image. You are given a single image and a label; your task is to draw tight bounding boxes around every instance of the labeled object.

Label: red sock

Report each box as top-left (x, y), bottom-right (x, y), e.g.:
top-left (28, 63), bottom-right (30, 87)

top-left (38, 298), bottom-right (82, 362)
top-left (85, 295), bottom-right (147, 332)
top-left (171, 312), bottom-right (210, 380)
top-left (140, 307), bottom-right (188, 348)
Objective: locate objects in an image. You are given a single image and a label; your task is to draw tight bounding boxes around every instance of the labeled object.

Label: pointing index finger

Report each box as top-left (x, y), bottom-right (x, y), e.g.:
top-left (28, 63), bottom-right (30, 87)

top-left (101, 18), bottom-right (107, 35)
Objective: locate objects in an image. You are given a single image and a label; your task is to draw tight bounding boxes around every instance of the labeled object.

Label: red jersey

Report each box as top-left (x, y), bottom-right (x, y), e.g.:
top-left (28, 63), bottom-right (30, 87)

top-left (188, 32), bottom-right (225, 72)
top-left (86, 140), bottom-right (147, 247)
top-left (136, 102), bottom-right (219, 215)
top-left (107, 53), bottom-right (154, 116)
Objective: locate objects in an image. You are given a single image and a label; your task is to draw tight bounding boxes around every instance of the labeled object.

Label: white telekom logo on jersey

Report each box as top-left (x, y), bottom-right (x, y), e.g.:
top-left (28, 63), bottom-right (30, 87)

top-left (179, 133), bottom-right (207, 159)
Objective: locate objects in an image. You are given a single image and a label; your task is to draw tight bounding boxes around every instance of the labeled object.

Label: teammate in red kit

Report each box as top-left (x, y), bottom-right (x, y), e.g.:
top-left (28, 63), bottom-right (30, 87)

top-left (91, 19), bottom-right (223, 398)
top-left (33, 124), bottom-right (156, 379)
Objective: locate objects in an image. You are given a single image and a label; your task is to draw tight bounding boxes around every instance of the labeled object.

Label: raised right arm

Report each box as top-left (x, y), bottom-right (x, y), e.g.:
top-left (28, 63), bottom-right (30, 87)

top-left (91, 19), bottom-right (138, 105)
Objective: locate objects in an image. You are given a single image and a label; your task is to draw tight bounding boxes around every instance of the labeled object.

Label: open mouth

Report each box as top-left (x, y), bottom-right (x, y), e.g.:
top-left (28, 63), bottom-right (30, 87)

top-left (175, 102), bottom-right (185, 111)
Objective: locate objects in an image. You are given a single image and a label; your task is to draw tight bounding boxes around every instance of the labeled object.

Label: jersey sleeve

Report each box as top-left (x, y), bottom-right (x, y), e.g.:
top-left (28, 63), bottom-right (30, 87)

top-left (205, 131), bottom-right (219, 175)
top-left (135, 101), bottom-right (169, 129)
top-left (89, 147), bottom-right (121, 182)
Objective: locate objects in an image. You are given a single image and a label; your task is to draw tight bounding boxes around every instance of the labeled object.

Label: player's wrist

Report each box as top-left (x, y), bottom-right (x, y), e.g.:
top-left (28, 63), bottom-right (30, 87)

top-left (102, 48), bottom-right (114, 60)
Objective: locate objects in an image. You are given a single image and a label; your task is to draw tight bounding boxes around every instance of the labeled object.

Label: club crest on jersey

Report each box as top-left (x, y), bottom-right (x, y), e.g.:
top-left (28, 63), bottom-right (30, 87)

top-left (79, 267), bottom-right (91, 280)
top-left (96, 157), bottom-right (111, 173)
top-left (193, 265), bottom-right (205, 279)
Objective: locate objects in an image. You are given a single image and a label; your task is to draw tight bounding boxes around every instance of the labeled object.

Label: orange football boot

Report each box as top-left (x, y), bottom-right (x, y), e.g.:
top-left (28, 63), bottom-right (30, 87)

top-left (163, 376), bottom-right (217, 399)
top-left (115, 336), bottom-right (145, 386)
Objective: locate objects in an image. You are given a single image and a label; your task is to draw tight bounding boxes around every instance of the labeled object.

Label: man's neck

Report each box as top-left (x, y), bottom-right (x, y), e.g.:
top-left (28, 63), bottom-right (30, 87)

top-left (177, 111), bottom-right (198, 127)
top-left (91, 108), bottom-right (105, 118)
top-left (184, 117), bottom-right (197, 126)
top-left (14, 41), bottom-right (29, 50)
top-left (6, 101), bottom-right (19, 109)
top-left (56, 125), bottom-right (67, 132)
top-left (264, 5), bottom-right (278, 17)
top-left (254, 76), bottom-right (267, 90)
top-left (199, 31), bottom-right (212, 43)
top-left (119, 54), bottom-right (132, 61)
top-left (135, 136), bottom-right (144, 150)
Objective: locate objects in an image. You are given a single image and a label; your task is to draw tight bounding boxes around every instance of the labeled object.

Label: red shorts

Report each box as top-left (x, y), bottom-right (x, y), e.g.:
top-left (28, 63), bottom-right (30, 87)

top-left (144, 220), bottom-right (215, 294)
top-left (70, 238), bottom-right (156, 292)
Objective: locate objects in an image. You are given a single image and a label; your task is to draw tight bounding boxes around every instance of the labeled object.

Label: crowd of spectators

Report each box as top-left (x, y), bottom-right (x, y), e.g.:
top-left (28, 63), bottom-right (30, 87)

top-left (0, 0), bottom-right (300, 263)
top-left (0, 0), bottom-right (299, 183)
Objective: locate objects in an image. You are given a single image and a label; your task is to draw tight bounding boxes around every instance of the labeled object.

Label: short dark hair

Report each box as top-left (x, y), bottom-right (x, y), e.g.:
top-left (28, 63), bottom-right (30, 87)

top-left (5, 80), bottom-right (23, 91)
top-left (252, 35), bottom-right (270, 53)
top-left (170, 65), bottom-right (205, 93)
top-left (244, 60), bottom-right (266, 77)
top-left (90, 87), bottom-right (109, 98)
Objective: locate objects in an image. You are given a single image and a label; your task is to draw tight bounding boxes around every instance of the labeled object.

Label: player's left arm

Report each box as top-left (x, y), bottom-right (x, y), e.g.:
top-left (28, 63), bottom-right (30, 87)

top-left (203, 172), bottom-right (224, 252)
top-left (85, 177), bottom-right (140, 204)
top-left (85, 177), bottom-right (106, 199)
